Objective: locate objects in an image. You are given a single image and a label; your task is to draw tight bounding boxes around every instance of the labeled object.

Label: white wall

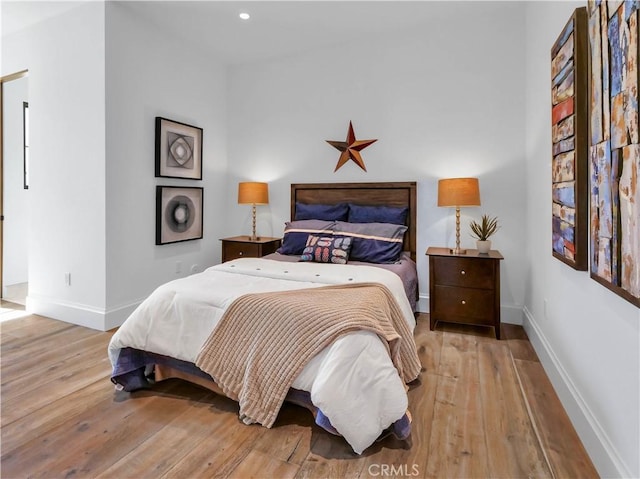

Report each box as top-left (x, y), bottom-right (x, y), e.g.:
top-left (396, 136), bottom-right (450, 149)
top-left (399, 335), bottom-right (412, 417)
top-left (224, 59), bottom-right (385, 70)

top-left (104, 3), bottom-right (228, 329)
top-left (524, 2), bottom-right (640, 477)
top-left (1, 1), bottom-right (107, 329)
top-left (227, 1), bottom-right (527, 321)
top-left (2, 76), bottom-right (29, 291)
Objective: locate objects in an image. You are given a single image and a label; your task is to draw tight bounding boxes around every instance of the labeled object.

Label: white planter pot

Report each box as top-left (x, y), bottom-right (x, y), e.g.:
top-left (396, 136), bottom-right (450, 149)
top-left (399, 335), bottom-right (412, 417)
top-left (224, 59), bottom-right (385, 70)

top-left (476, 240), bottom-right (491, 254)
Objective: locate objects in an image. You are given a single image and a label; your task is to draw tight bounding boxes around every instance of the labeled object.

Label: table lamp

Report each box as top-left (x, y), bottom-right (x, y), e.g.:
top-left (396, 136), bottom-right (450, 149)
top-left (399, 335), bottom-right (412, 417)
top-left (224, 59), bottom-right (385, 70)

top-left (238, 182), bottom-right (269, 241)
top-left (438, 177), bottom-right (480, 255)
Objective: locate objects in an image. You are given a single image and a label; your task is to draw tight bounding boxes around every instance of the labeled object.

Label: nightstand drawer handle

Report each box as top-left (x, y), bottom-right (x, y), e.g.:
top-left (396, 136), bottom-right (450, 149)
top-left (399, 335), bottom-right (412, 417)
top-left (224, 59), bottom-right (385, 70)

top-left (461, 300), bottom-right (466, 305)
top-left (238, 251), bottom-right (244, 256)
top-left (461, 270), bottom-right (466, 275)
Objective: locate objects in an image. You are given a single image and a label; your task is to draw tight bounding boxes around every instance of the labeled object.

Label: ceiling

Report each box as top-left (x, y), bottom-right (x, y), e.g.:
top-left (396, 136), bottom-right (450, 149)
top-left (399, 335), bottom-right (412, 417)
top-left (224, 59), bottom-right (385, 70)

top-left (2, 0), bottom-right (462, 65)
top-left (1, 1), bottom-right (82, 36)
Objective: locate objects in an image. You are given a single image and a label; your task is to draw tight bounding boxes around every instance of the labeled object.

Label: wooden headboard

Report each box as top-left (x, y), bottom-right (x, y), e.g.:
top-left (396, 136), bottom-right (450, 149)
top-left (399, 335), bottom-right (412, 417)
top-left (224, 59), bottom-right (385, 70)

top-left (291, 182), bottom-right (417, 261)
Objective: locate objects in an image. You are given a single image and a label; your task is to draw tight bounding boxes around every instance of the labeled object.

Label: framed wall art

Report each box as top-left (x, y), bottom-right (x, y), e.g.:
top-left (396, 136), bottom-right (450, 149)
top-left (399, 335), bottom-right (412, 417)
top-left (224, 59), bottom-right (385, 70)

top-left (587, 1), bottom-right (640, 307)
top-left (551, 7), bottom-right (589, 271)
top-left (156, 186), bottom-right (203, 245)
top-left (155, 117), bottom-right (203, 180)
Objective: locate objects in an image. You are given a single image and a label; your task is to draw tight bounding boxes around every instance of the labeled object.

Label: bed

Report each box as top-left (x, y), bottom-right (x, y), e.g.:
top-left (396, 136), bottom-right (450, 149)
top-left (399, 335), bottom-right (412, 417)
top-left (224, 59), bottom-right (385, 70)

top-left (108, 181), bottom-right (421, 454)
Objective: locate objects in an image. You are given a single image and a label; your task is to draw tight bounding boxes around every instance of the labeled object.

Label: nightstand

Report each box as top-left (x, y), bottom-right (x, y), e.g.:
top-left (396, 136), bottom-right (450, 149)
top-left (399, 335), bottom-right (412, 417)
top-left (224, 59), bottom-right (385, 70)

top-left (220, 236), bottom-right (282, 262)
top-left (426, 247), bottom-right (504, 339)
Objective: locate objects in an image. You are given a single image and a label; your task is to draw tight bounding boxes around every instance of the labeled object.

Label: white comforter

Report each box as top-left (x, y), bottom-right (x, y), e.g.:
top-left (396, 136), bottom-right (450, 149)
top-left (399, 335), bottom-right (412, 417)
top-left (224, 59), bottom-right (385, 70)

top-left (108, 257), bottom-right (417, 454)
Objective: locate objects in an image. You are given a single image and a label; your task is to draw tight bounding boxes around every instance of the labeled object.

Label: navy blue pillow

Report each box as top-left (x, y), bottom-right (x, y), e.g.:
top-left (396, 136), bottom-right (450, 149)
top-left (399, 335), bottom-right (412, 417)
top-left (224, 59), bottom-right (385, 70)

top-left (348, 204), bottom-right (408, 226)
top-left (277, 220), bottom-right (335, 255)
top-left (332, 221), bottom-right (407, 263)
top-left (294, 202), bottom-right (349, 221)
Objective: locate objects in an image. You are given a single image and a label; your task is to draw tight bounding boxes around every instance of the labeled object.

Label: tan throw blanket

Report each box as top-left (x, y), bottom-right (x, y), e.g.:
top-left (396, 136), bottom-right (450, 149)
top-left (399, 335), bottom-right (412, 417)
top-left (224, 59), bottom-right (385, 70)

top-left (195, 282), bottom-right (421, 429)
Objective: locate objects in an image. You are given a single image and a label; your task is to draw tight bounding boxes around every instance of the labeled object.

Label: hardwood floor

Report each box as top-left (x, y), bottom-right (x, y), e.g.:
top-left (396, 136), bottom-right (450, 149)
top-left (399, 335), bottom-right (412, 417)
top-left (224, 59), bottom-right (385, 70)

top-left (0, 313), bottom-right (598, 479)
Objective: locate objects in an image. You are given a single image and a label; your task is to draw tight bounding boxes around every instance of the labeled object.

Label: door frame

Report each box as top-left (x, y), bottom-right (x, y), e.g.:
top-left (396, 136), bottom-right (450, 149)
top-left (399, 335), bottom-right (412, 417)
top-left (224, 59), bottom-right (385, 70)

top-left (0, 69), bottom-right (29, 299)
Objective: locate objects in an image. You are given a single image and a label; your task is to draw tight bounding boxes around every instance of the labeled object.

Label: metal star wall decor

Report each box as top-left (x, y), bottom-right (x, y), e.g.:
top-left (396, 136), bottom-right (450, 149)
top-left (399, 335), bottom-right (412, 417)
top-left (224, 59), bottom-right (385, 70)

top-left (326, 121), bottom-right (377, 172)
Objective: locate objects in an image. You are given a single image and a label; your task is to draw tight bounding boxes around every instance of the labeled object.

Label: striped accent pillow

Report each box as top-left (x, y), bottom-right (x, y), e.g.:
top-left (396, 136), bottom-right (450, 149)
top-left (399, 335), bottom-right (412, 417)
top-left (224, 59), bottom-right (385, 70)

top-left (332, 221), bottom-right (407, 264)
top-left (277, 220), bottom-right (335, 255)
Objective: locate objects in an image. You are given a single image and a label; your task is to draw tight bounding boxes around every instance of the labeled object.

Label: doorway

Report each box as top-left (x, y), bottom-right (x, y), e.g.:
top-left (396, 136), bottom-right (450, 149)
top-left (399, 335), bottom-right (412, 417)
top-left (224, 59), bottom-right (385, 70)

top-left (1, 70), bottom-right (29, 306)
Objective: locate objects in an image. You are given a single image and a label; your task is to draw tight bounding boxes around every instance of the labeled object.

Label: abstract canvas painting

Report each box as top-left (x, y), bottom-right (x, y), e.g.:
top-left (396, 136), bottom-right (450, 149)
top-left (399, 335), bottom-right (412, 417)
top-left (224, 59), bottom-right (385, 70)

top-left (155, 117), bottom-right (203, 180)
top-left (156, 186), bottom-right (204, 245)
top-left (588, 0), bottom-right (640, 307)
top-left (551, 7), bottom-right (589, 270)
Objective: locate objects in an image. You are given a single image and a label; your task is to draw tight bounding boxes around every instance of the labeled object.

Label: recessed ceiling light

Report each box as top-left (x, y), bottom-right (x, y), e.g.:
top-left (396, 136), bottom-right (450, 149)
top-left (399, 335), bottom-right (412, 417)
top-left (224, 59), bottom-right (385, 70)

top-left (239, 12), bottom-right (250, 20)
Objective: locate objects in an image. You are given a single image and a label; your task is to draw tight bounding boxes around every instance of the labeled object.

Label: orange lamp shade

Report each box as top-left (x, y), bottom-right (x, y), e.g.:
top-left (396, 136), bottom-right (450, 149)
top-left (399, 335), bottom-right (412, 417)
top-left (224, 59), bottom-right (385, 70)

top-left (437, 177), bottom-right (481, 207)
top-left (238, 182), bottom-right (269, 205)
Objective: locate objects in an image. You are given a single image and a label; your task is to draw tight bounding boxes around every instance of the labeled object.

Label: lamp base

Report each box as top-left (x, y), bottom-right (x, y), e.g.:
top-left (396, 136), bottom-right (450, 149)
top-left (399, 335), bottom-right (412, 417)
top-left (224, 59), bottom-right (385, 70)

top-left (451, 207), bottom-right (466, 255)
top-left (250, 204), bottom-right (258, 242)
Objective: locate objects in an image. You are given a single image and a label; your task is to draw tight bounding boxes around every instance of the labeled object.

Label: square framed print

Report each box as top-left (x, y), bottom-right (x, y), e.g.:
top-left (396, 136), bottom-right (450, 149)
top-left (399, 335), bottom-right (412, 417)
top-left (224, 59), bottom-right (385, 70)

top-left (156, 186), bottom-right (203, 245)
top-left (155, 117), bottom-right (203, 180)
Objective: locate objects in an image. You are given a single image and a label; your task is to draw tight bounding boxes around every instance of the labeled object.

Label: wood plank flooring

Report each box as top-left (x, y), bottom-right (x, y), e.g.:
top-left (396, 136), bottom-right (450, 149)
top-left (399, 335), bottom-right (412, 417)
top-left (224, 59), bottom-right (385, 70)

top-left (0, 311), bottom-right (599, 479)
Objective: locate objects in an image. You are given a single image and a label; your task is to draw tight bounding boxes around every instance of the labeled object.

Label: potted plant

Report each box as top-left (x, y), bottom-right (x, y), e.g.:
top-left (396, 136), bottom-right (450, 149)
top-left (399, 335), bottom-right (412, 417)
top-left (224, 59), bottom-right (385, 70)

top-left (469, 214), bottom-right (499, 254)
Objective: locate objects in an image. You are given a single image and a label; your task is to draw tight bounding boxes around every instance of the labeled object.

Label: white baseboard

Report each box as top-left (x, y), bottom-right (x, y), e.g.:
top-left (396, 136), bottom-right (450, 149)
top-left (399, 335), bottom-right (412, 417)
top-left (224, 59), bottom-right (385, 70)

top-left (3, 282), bottom-right (28, 305)
top-left (27, 295), bottom-right (107, 331)
top-left (416, 294), bottom-right (429, 314)
top-left (104, 300), bottom-right (142, 331)
top-left (26, 295), bottom-right (142, 332)
top-left (501, 304), bottom-right (524, 325)
top-left (523, 306), bottom-right (631, 478)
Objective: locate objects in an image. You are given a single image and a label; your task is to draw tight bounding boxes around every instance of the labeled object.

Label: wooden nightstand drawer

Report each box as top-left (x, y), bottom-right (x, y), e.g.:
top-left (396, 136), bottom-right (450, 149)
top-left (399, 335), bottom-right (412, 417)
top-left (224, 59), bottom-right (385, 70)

top-left (220, 236), bottom-right (281, 263)
top-left (224, 242), bottom-right (260, 261)
top-left (433, 285), bottom-right (495, 322)
top-left (432, 256), bottom-right (495, 289)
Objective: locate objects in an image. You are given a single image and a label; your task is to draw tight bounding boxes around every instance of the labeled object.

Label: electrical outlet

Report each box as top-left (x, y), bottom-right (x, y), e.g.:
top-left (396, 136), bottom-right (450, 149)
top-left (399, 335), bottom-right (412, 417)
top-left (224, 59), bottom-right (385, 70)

top-left (176, 261), bottom-right (182, 274)
top-left (64, 272), bottom-right (71, 286)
